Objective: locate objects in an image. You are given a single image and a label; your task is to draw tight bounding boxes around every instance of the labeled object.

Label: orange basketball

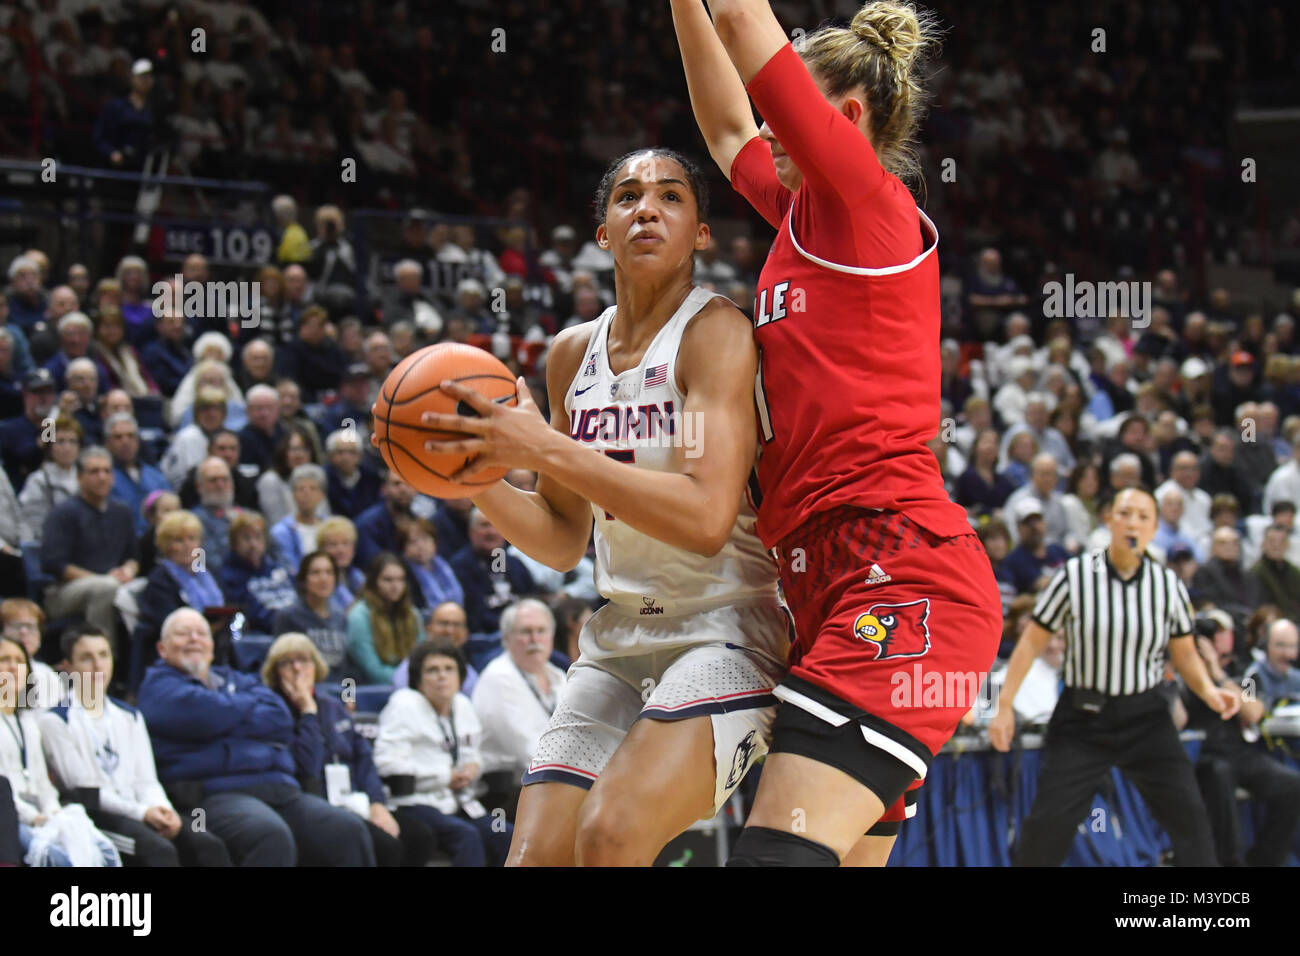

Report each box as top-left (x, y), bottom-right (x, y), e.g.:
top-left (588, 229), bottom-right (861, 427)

top-left (371, 343), bottom-right (518, 499)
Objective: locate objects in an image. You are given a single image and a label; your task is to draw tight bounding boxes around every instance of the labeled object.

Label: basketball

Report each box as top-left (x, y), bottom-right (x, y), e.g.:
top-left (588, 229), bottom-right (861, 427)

top-left (371, 343), bottom-right (519, 498)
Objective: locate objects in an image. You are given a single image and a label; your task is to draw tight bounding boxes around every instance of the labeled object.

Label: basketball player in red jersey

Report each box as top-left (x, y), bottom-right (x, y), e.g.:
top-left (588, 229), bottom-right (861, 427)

top-left (673, 0), bottom-right (1002, 866)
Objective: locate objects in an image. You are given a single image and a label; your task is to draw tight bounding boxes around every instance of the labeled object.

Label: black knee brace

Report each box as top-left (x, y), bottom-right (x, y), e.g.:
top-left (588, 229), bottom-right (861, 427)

top-left (726, 826), bottom-right (840, 867)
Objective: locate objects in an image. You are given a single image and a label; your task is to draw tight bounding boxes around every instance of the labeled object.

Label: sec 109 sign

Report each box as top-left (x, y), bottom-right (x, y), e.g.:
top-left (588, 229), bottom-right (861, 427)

top-left (163, 224), bottom-right (276, 266)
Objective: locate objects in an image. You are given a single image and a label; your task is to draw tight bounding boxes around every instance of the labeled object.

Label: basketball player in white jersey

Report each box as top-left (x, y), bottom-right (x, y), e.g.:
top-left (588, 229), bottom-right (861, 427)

top-left (418, 148), bottom-right (788, 865)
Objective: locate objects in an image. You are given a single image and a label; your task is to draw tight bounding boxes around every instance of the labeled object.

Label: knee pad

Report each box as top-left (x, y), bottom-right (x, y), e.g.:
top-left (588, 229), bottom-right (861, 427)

top-left (726, 826), bottom-right (839, 867)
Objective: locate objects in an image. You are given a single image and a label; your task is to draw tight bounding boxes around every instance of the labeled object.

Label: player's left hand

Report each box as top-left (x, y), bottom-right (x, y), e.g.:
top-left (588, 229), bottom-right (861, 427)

top-left (421, 377), bottom-right (552, 480)
top-left (1212, 686), bottom-right (1241, 720)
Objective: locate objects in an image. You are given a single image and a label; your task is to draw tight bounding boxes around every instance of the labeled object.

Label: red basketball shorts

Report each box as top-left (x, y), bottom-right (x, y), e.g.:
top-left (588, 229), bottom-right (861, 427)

top-left (772, 506), bottom-right (1003, 828)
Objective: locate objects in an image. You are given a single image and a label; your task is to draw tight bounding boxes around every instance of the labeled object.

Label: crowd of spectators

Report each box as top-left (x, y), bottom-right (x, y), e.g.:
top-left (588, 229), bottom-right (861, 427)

top-left (2, 0), bottom-right (1300, 867)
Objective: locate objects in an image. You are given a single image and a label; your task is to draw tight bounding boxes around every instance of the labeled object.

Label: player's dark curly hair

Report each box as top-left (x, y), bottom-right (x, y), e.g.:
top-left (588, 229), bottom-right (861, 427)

top-left (593, 148), bottom-right (710, 226)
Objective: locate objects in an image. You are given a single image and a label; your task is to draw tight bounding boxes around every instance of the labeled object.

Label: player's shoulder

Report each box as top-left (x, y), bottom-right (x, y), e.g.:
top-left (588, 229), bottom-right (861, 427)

top-left (545, 319), bottom-right (602, 392)
top-left (680, 292), bottom-right (754, 354)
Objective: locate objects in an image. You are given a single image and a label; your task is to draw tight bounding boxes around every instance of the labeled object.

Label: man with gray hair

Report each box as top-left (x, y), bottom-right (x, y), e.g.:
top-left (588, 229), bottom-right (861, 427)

top-left (191, 456), bottom-right (240, 575)
top-left (379, 258), bottom-right (443, 335)
top-left (46, 311), bottom-right (108, 392)
top-left (1156, 451), bottom-right (1213, 543)
top-left (324, 427), bottom-right (380, 519)
top-left (1000, 393), bottom-right (1075, 475)
top-left (1107, 452), bottom-right (1143, 495)
top-left (1004, 452), bottom-right (1070, 550)
top-left (5, 254), bottom-right (48, 330)
top-left (138, 607), bottom-right (374, 866)
top-left (268, 463), bottom-right (329, 572)
top-left (238, 383), bottom-right (284, 473)
top-left (61, 356), bottom-right (102, 442)
top-left (42, 446), bottom-right (139, 648)
top-left (105, 412), bottom-right (169, 533)
top-left (471, 598), bottom-right (567, 786)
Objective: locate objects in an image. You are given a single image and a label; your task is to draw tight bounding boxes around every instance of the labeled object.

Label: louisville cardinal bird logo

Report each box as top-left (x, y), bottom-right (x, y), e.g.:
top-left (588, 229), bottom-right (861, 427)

top-left (852, 599), bottom-right (932, 661)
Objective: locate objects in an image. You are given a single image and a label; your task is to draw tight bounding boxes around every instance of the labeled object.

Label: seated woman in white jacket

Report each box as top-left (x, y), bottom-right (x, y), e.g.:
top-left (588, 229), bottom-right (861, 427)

top-left (373, 640), bottom-right (513, 867)
top-left (0, 634), bottom-right (120, 866)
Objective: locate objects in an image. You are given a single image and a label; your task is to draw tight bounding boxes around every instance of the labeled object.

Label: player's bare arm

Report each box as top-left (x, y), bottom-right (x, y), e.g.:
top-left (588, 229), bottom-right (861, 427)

top-left (670, 0), bottom-right (760, 178)
top-left (989, 619), bottom-right (1052, 752)
top-left (456, 323), bottom-right (597, 572)
top-left (704, 0), bottom-right (791, 84)
top-left (423, 297), bottom-right (758, 557)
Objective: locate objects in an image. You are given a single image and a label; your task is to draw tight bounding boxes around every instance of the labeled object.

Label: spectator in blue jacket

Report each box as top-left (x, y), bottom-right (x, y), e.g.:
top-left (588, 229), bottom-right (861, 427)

top-left (347, 553), bottom-right (423, 685)
top-left (449, 509), bottom-right (538, 635)
top-left (354, 470), bottom-right (416, 569)
top-left (6, 255), bottom-right (48, 332)
top-left (324, 428), bottom-right (381, 519)
top-left (129, 510), bottom-right (227, 692)
top-left (106, 412), bottom-right (169, 534)
top-left (219, 512), bottom-right (298, 634)
top-left (269, 463), bottom-right (330, 573)
top-left (398, 516), bottom-right (464, 620)
top-left (0, 369), bottom-right (58, 490)
top-left (139, 310), bottom-right (192, 398)
top-left (137, 607), bottom-right (374, 866)
top-left (262, 632), bottom-right (435, 867)
top-left (1004, 498), bottom-right (1069, 594)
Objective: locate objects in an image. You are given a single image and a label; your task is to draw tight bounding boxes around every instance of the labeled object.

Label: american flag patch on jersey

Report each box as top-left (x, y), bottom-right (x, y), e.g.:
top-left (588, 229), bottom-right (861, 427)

top-left (644, 363), bottom-right (668, 387)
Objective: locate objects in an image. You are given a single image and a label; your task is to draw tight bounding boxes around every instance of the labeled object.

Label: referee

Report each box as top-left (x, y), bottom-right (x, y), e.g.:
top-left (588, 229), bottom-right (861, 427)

top-left (990, 487), bottom-right (1240, 866)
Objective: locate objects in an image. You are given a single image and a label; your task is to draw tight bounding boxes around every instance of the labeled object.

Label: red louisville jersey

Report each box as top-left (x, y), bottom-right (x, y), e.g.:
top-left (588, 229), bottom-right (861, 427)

top-left (731, 43), bottom-right (971, 549)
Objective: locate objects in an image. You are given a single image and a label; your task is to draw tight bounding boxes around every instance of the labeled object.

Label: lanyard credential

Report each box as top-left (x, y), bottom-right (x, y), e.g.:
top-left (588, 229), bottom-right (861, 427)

top-left (438, 711), bottom-right (459, 765)
top-left (513, 661), bottom-right (555, 717)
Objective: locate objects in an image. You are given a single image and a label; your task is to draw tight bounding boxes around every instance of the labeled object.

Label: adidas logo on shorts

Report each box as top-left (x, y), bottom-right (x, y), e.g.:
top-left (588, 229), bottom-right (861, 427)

top-left (865, 563), bottom-right (892, 586)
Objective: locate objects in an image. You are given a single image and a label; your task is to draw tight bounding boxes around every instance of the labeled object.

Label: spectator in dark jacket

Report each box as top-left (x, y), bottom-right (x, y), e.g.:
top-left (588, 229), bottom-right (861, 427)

top-left (955, 427), bottom-right (1016, 518)
top-left (313, 363), bottom-right (373, 447)
top-left (262, 632), bottom-right (434, 866)
top-left (1200, 430), bottom-right (1257, 514)
top-left (179, 429), bottom-right (259, 510)
top-left (1002, 498), bottom-right (1068, 594)
top-left (238, 384), bottom-right (286, 475)
top-left (218, 512), bottom-right (298, 635)
top-left (1192, 527), bottom-right (1262, 629)
top-left (275, 306), bottom-right (344, 402)
top-left (0, 368), bottom-right (58, 490)
top-left (1248, 525), bottom-right (1300, 621)
top-left (325, 427), bottom-right (381, 519)
top-left (93, 58), bottom-right (155, 169)
top-left (139, 310), bottom-right (192, 397)
top-left (355, 470), bottom-right (416, 569)
top-left (448, 509), bottom-right (537, 635)
top-left (129, 510), bottom-right (227, 692)
top-left (137, 607), bottom-right (374, 866)
top-left (433, 497), bottom-right (473, 561)
top-left (42, 446), bottom-right (139, 650)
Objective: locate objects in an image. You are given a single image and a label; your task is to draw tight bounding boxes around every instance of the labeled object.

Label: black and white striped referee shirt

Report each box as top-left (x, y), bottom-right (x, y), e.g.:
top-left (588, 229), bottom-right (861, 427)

top-left (1031, 550), bottom-right (1194, 696)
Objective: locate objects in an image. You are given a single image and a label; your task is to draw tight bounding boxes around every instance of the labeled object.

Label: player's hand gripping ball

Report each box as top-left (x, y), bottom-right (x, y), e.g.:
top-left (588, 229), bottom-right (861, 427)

top-left (371, 343), bottom-right (518, 498)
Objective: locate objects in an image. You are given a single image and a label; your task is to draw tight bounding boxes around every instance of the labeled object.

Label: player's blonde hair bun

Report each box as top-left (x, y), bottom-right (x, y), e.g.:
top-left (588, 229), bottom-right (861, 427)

top-left (798, 1), bottom-right (941, 192)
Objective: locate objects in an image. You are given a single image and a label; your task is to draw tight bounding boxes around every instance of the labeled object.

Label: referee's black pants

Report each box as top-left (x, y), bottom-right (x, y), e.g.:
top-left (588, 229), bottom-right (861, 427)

top-left (1014, 687), bottom-right (1218, 866)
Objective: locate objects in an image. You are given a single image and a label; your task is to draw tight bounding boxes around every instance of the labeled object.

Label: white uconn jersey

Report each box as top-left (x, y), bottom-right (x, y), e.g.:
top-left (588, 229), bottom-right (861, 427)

top-left (563, 286), bottom-right (779, 620)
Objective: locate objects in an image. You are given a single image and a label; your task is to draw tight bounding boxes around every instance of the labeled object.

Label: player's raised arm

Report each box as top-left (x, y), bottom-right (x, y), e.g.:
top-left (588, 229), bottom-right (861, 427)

top-left (669, 0), bottom-right (761, 180)
top-left (461, 326), bottom-right (596, 572)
